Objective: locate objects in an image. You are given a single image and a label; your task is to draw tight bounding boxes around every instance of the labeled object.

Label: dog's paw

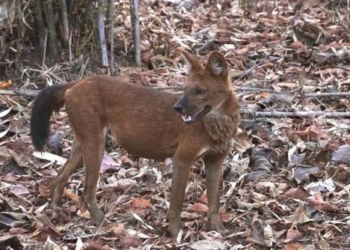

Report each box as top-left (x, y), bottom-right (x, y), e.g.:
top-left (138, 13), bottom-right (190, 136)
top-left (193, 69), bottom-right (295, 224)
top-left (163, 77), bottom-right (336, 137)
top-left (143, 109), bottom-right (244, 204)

top-left (209, 215), bottom-right (226, 235)
top-left (51, 208), bottom-right (70, 224)
top-left (168, 218), bottom-right (182, 239)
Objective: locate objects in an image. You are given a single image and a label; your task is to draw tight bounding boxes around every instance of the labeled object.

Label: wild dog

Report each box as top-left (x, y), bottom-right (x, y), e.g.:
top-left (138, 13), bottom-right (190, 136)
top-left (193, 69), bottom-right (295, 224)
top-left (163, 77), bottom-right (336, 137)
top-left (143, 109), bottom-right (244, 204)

top-left (30, 48), bottom-right (241, 238)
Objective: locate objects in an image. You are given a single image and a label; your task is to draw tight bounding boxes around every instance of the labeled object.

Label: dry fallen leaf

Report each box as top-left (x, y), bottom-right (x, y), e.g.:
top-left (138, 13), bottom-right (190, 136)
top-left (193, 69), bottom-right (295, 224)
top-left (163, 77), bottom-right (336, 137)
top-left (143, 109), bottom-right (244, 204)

top-left (111, 222), bottom-right (125, 237)
top-left (246, 219), bottom-right (267, 246)
top-left (284, 242), bottom-right (303, 250)
top-left (186, 203), bottom-right (208, 214)
top-left (332, 145), bottom-right (350, 164)
top-left (294, 203), bottom-right (313, 224)
top-left (190, 239), bottom-right (225, 250)
top-left (0, 80), bottom-right (12, 89)
top-left (284, 221), bottom-right (303, 243)
top-left (304, 178), bottom-right (335, 196)
top-left (309, 193), bottom-right (339, 213)
top-left (42, 236), bottom-right (60, 250)
top-left (283, 187), bottom-right (309, 201)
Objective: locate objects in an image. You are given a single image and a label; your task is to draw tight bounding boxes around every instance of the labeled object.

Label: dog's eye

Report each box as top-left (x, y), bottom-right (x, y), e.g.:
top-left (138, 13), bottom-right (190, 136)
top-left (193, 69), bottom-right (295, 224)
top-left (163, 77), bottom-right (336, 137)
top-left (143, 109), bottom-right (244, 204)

top-left (194, 88), bottom-right (206, 95)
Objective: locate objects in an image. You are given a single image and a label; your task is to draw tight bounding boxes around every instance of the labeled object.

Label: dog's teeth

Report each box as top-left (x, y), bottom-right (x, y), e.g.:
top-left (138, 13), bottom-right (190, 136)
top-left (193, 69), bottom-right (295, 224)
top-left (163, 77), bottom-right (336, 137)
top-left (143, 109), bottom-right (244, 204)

top-left (182, 115), bottom-right (193, 122)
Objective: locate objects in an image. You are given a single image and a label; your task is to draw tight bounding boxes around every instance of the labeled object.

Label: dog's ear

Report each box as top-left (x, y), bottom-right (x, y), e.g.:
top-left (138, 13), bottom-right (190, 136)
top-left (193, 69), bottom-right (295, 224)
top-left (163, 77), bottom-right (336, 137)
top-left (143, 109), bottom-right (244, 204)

top-left (205, 52), bottom-right (228, 78)
top-left (176, 48), bottom-right (203, 74)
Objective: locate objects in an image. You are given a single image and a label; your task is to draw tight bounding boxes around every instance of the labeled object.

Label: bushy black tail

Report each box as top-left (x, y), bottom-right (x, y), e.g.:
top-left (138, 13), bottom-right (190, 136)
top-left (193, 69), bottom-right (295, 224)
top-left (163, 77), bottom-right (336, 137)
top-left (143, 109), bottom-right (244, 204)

top-left (30, 83), bottom-right (75, 151)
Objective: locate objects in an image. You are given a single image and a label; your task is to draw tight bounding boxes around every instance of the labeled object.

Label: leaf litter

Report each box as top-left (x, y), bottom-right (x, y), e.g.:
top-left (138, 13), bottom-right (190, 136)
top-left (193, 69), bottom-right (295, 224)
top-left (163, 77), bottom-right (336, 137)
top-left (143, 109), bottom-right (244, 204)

top-left (1, 0), bottom-right (350, 249)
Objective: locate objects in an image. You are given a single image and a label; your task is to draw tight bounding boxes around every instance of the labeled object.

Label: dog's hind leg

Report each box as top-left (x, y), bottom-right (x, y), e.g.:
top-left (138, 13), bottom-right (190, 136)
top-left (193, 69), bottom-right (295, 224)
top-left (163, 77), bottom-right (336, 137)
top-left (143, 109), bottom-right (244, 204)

top-left (79, 130), bottom-right (106, 226)
top-left (52, 139), bottom-right (83, 222)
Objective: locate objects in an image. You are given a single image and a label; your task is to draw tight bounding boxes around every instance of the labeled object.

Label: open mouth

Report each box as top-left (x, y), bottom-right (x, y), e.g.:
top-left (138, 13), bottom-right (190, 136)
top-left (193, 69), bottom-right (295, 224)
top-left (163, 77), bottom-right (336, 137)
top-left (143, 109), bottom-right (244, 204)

top-left (182, 106), bottom-right (211, 123)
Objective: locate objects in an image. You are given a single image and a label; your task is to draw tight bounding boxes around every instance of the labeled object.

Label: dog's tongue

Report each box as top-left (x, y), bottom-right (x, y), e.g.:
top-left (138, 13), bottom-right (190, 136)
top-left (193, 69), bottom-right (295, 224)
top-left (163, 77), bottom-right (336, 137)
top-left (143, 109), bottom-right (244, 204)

top-left (182, 115), bottom-right (193, 122)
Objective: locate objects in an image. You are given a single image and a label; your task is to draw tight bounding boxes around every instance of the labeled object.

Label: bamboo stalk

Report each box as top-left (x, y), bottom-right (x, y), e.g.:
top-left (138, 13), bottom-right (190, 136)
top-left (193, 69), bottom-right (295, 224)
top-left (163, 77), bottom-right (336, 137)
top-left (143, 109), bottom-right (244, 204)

top-left (16, 0), bottom-right (22, 57)
top-left (59, 0), bottom-right (69, 49)
top-left (66, 0), bottom-right (74, 13)
top-left (130, 0), bottom-right (141, 67)
top-left (108, 0), bottom-right (116, 75)
top-left (43, 0), bottom-right (58, 61)
top-left (34, 0), bottom-right (45, 58)
top-left (96, 0), bottom-right (109, 67)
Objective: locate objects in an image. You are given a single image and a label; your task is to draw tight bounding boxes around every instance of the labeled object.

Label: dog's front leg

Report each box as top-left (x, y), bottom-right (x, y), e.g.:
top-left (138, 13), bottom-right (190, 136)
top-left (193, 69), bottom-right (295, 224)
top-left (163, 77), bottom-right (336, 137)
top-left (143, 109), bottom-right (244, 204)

top-left (203, 154), bottom-right (226, 234)
top-left (168, 150), bottom-right (197, 238)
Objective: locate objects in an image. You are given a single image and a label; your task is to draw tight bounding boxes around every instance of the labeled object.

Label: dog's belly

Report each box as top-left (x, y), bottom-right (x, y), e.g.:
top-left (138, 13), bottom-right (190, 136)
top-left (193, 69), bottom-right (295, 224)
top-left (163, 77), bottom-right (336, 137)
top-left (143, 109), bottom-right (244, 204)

top-left (109, 125), bottom-right (179, 160)
top-left (120, 141), bottom-right (176, 160)
top-left (118, 137), bottom-right (177, 160)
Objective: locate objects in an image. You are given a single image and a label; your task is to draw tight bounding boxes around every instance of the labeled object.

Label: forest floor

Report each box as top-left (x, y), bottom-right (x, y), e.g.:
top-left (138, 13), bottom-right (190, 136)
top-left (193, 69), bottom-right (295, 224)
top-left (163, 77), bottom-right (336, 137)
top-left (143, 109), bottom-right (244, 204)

top-left (1, 0), bottom-right (350, 249)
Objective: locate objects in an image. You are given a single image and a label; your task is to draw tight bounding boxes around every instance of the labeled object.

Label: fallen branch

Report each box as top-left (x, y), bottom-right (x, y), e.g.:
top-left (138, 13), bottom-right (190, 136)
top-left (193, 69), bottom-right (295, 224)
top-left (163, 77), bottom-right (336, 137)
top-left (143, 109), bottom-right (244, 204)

top-left (236, 88), bottom-right (350, 98)
top-left (0, 89), bottom-right (39, 97)
top-left (1, 89), bottom-right (350, 118)
top-left (303, 92), bottom-right (350, 97)
top-left (236, 87), bottom-right (280, 93)
top-left (242, 110), bottom-right (350, 118)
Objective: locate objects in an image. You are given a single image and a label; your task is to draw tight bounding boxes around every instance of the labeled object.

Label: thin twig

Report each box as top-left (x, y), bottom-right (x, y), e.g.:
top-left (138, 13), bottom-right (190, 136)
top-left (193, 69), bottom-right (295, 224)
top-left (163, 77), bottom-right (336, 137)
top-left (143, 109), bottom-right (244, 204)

top-left (41, 29), bottom-right (48, 68)
top-left (79, 58), bottom-right (90, 79)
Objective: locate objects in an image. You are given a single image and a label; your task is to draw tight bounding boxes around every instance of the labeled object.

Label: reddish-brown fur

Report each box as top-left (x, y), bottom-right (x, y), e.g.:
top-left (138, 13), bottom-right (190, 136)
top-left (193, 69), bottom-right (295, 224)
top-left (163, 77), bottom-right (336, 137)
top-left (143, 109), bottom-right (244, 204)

top-left (30, 49), bottom-right (241, 238)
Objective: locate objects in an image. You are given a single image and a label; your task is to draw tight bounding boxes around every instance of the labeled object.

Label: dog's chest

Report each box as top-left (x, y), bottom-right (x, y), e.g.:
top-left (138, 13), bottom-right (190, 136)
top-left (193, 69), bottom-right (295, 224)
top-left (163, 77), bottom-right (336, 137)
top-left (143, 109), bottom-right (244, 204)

top-left (203, 114), bottom-right (239, 154)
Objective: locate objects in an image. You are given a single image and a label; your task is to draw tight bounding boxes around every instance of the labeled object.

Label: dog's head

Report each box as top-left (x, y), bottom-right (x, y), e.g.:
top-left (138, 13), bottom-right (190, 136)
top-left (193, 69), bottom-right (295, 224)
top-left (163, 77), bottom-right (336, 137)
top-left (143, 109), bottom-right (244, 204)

top-left (174, 48), bottom-right (233, 124)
